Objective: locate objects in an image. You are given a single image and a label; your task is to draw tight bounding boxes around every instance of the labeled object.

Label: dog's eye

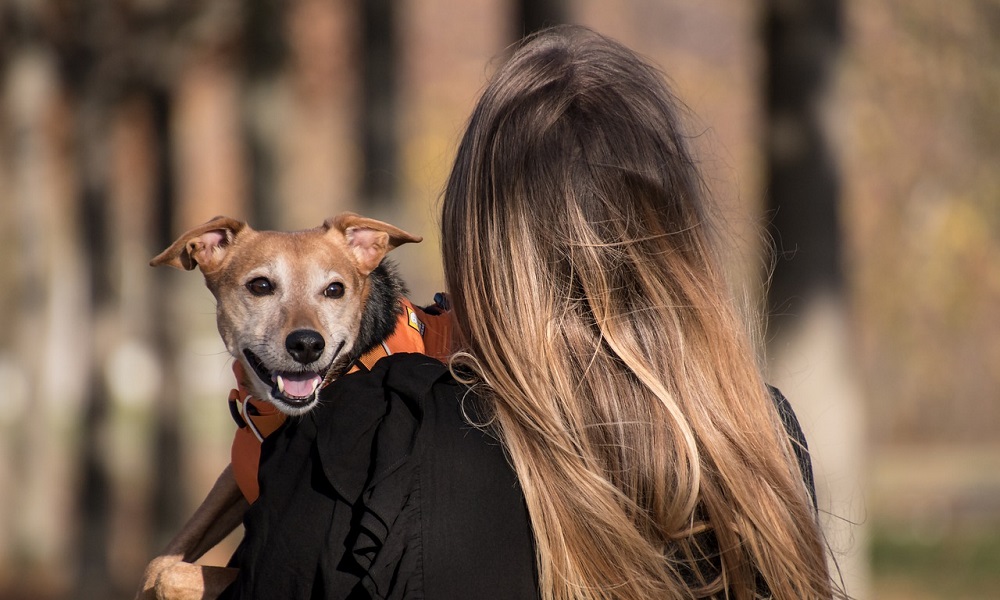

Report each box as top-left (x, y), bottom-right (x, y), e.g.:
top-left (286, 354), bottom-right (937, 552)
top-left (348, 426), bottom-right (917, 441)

top-left (246, 277), bottom-right (275, 296)
top-left (324, 282), bottom-right (345, 299)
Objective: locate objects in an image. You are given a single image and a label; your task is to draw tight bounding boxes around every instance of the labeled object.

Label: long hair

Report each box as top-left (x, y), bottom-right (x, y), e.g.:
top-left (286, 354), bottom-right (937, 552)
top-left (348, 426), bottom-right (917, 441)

top-left (442, 26), bottom-right (837, 599)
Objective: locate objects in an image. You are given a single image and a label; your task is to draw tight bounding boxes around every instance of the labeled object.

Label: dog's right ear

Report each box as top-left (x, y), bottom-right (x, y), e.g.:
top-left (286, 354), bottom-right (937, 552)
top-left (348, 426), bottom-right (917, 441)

top-left (150, 216), bottom-right (248, 272)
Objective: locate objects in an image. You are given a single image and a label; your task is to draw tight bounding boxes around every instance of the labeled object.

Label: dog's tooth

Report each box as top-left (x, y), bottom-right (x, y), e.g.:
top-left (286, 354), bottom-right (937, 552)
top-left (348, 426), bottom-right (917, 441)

top-left (311, 378), bottom-right (320, 395)
top-left (277, 375), bottom-right (285, 394)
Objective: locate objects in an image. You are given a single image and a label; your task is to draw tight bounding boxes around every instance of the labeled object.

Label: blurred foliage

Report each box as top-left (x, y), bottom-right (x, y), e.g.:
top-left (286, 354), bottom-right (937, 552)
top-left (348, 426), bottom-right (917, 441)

top-left (843, 0), bottom-right (1000, 444)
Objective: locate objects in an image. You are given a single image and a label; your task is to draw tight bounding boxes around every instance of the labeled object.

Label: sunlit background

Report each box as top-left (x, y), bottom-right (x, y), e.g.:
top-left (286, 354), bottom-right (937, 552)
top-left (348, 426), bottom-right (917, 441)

top-left (0, 1), bottom-right (997, 599)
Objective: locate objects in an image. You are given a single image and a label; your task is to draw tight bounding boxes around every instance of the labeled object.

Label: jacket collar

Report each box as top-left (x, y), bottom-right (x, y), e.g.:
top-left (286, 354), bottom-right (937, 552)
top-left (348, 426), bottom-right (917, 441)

top-left (310, 353), bottom-right (450, 502)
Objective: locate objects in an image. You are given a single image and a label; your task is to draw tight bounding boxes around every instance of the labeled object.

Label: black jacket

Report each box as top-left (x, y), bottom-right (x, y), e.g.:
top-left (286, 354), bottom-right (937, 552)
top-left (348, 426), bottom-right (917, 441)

top-left (220, 353), bottom-right (538, 599)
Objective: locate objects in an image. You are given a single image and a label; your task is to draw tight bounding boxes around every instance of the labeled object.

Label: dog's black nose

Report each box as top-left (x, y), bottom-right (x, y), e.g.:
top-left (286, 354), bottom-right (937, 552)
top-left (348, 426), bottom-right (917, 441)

top-left (286, 329), bottom-right (325, 364)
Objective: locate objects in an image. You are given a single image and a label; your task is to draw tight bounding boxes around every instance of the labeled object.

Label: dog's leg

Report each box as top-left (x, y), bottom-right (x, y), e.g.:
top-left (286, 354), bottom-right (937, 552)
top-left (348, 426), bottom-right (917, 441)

top-left (135, 465), bottom-right (247, 600)
top-left (170, 465), bottom-right (248, 562)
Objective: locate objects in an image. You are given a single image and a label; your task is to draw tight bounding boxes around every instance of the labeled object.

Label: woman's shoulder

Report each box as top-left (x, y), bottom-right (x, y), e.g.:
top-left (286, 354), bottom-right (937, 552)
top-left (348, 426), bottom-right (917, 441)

top-left (309, 352), bottom-right (507, 494)
top-left (310, 351), bottom-right (529, 532)
top-left (349, 352), bottom-right (506, 465)
top-left (321, 352), bottom-right (539, 598)
top-left (766, 385), bottom-right (817, 507)
top-left (412, 367), bottom-right (541, 598)
top-left (366, 353), bottom-right (523, 511)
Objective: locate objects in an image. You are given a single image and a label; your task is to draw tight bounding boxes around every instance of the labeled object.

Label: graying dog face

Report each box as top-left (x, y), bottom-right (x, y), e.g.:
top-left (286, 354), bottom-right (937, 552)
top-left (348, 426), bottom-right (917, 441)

top-left (151, 213), bottom-right (421, 415)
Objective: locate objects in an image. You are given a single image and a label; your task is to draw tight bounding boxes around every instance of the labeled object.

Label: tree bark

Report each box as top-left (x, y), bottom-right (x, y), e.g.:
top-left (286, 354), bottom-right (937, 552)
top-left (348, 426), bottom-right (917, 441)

top-left (762, 1), bottom-right (867, 597)
top-left (516, 0), bottom-right (568, 37)
top-left (360, 0), bottom-right (398, 208)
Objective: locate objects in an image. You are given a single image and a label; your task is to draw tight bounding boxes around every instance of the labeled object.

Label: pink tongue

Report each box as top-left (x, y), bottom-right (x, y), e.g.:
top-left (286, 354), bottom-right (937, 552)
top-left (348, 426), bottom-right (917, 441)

top-left (280, 373), bottom-right (321, 398)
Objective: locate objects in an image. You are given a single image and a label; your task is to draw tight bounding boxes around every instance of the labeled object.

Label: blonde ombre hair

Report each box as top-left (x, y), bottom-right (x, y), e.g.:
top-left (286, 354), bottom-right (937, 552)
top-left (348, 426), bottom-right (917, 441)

top-left (442, 27), bottom-right (841, 599)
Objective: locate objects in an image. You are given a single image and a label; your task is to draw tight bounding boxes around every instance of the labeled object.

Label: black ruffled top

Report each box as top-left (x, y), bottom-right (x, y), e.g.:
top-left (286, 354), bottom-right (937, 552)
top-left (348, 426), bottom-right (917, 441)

top-left (219, 353), bottom-right (540, 599)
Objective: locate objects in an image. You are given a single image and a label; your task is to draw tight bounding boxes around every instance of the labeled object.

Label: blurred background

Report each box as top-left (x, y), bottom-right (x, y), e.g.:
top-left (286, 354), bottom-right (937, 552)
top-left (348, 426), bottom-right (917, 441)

top-left (0, 0), bottom-right (997, 598)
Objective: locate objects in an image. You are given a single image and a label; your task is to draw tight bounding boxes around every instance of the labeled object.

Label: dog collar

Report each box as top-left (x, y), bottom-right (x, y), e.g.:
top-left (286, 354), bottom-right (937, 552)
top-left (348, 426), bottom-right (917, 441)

top-left (228, 364), bottom-right (286, 441)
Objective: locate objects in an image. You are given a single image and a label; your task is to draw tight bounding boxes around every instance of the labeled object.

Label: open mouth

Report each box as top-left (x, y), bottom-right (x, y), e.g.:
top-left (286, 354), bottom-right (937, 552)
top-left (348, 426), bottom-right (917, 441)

top-left (242, 341), bottom-right (345, 408)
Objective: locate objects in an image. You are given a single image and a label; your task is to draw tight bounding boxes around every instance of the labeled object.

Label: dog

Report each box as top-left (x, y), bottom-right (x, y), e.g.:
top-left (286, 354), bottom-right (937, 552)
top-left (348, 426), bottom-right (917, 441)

top-left (136, 212), bottom-right (425, 599)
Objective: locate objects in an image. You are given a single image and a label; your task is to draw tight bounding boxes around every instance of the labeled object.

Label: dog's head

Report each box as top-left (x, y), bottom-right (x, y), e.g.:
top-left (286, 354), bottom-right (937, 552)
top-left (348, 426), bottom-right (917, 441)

top-left (151, 213), bottom-right (421, 415)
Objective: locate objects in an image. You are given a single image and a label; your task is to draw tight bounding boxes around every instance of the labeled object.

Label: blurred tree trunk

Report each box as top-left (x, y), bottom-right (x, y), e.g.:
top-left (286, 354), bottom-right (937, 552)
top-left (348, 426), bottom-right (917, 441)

top-left (243, 0), bottom-right (286, 229)
top-left (762, 0), bottom-right (867, 597)
top-left (2, 23), bottom-right (85, 597)
top-left (49, 2), bottom-right (201, 594)
top-left (360, 0), bottom-right (398, 207)
top-left (76, 110), bottom-right (114, 600)
top-left (764, 0), bottom-right (844, 325)
top-left (68, 5), bottom-right (119, 596)
top-left (148, 88), bottom-right (187, 553)
top-left (516, 0), bottom-right (567, 36)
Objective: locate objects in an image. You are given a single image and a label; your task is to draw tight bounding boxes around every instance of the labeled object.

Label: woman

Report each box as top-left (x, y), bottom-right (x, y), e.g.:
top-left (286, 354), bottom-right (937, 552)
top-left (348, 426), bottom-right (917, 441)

top-left (440, 25), bottom-right (838, 599)
top-left (223, 26), bottom-right (840, 599)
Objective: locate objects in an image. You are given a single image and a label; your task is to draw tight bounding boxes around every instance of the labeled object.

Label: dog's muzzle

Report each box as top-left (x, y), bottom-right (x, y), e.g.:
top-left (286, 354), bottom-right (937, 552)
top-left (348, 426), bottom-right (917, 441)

top-left (242, 338), bottom-right (346, 412)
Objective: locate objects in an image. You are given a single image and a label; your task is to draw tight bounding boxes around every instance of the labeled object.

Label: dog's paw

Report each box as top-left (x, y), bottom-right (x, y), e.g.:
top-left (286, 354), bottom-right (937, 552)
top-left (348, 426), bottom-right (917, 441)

top-left (134, 555), bottom-right (182, 600)
top-left (155, 563), bottom-right (238, 600)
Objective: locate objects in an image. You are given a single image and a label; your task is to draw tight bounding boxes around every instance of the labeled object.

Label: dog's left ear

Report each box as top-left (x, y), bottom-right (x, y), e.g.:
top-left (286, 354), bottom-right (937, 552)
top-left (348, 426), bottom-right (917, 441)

top-left (325, 213), bottom-right (422, 275)
top-left (150, 216), bottom-right (248, 273)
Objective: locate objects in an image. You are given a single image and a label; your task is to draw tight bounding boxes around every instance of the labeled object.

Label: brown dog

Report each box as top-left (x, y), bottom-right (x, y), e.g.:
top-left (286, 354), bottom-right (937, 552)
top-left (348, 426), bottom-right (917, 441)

top-left (136, 213), bottom-right (421, 599)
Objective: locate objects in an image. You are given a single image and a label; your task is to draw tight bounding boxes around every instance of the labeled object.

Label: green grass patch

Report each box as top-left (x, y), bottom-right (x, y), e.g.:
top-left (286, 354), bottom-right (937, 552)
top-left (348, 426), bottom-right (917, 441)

top-left (871, 527), bottom-right (1000, 599)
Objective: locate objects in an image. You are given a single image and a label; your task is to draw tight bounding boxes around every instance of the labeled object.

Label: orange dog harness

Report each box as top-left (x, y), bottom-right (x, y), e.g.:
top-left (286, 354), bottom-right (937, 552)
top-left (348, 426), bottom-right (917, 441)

top-left (228, 296), bottom-right (453, 503)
